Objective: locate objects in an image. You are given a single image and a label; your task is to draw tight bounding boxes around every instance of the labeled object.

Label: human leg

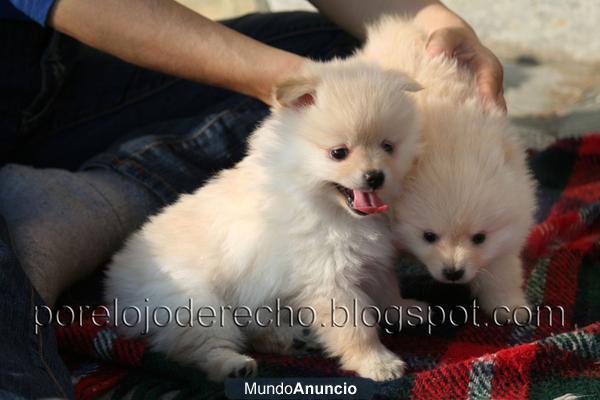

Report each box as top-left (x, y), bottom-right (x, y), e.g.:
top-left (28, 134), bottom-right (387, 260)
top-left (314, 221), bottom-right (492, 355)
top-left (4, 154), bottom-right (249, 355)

top-left (0, 216), bottom-right (74, 399)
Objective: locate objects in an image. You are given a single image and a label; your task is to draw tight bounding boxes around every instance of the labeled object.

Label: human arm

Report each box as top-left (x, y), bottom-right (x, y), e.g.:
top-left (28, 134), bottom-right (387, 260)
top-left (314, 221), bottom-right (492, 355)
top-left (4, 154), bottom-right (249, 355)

top-left (47, 0), bottom-right (305, 105)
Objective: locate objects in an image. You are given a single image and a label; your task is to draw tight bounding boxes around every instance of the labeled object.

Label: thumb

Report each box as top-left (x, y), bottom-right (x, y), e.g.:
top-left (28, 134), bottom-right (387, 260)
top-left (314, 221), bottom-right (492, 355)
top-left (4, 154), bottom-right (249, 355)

top-left (425, 28), bottom-right (464, 58)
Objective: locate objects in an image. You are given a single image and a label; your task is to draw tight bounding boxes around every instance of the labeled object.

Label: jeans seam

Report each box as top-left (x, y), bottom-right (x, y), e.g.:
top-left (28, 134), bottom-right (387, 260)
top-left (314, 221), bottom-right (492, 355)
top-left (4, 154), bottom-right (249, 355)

top-left (102, 99), bottom-right (256, 202)
top-left (20, 32), bottom-right (66, 136)
top-left (113, 157), bottom-right (180, 199)
top-left (31, 286), bottom-right (69, 399)
top-left (80, 174), bottom-right (126, 234)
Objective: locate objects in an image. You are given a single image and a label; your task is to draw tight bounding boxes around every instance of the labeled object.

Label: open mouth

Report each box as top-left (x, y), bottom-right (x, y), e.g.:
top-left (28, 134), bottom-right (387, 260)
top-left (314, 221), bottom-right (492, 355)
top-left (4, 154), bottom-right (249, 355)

top-left (334, 184), bottom-right (388, 216)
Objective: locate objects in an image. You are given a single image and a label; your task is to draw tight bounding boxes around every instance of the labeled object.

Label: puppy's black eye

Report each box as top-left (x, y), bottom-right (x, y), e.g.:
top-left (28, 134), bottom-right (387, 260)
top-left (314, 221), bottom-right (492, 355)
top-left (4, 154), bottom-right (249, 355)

top-left (472, 233), bottom-right (486, 245)
top-left (423, 231), bottom-right (438, 243)
top-left (330, 147), bottom-right (349, 161)
top-left (382, 141), bottom-right (394, 154)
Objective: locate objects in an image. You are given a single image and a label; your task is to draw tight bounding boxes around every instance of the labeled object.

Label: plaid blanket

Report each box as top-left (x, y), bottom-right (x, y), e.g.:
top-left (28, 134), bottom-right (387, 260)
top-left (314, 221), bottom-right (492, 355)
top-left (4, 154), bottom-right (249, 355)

top-left (56, 135), bottom-right (600, 400)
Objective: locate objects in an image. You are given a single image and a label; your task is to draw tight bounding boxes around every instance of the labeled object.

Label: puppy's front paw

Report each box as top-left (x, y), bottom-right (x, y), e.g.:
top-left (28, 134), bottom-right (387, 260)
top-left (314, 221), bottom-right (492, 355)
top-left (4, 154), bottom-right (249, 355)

top-left (476, 283), bottom-right (531, 325)
top-left (290, 327), bottom-right (321, 354)
top-left (206, 351), bottom-right (257, 381)
top-left (352, 348), bottom-right (406, 381)
top-left (226, 357), bottom-right (258, 379)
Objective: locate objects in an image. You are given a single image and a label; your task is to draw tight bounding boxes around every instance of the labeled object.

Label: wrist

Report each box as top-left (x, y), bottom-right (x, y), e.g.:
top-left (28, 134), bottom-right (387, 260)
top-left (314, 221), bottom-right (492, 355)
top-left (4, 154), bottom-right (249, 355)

top-left (254, 53), bottom-right (306, 106)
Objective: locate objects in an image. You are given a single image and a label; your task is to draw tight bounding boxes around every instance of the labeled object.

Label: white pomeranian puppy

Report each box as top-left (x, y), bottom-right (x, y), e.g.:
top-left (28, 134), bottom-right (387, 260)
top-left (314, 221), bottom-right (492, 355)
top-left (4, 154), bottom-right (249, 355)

top-left (357, 17), bottom-right (537, 322)
top-left (104, 59), bottom-right (426, 382)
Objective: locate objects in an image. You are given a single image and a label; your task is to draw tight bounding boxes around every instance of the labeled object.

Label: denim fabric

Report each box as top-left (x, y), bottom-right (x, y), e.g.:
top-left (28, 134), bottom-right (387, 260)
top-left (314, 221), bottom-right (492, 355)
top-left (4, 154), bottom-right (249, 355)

top-left (84, 97), bottom-right (271, 205)
top-left (0, 217), bottom-right (74, 399)
top-left (0, 11), bottom-right (359, 398)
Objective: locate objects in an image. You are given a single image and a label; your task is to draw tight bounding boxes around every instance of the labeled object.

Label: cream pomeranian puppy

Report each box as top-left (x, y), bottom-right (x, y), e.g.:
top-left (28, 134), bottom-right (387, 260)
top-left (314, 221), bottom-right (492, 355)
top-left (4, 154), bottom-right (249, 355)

top-left (104, 59), bottom-right (426, 382)
top-left (357, 17), bottom-right (537, 321)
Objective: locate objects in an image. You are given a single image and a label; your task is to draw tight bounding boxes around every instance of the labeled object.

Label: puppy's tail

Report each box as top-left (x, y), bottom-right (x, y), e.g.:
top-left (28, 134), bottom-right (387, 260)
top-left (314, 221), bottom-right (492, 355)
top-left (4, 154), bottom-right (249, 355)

top-left (357, 15), bottom-right (427, 75)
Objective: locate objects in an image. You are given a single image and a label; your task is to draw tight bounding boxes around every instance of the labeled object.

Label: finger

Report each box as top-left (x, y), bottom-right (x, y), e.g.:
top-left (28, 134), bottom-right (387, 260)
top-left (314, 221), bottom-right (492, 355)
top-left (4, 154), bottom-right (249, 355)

top-left (478, 76), bottom-right (506, 112)
top-left (474, 57), bottom-right (506, 112)
top-left (425, 28), bottom-right (465, 58)
top-left (496, 91), bottom-right (507, 113)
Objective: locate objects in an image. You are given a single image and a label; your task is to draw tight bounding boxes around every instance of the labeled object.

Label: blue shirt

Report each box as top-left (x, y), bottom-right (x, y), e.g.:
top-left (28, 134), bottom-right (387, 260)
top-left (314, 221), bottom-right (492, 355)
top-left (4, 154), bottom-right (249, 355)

top-left (1, 0), bottom-right (56, 26)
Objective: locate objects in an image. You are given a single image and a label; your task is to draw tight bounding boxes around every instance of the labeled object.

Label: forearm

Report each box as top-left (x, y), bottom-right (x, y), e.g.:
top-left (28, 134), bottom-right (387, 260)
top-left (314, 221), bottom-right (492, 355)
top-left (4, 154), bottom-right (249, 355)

top-left (309, 0), bottom-right (473, 39)
top-left (49, 0), bottom-right (304, 105)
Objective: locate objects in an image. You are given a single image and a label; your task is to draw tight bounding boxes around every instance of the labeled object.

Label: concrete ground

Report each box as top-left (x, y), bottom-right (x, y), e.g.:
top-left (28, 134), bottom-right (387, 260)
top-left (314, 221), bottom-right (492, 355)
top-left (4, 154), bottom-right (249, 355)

top-left (178, 0), bottom-right (600, 149)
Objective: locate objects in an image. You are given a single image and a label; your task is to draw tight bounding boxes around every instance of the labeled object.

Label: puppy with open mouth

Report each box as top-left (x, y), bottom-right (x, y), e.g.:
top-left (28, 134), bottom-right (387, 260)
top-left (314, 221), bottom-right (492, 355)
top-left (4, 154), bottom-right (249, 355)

top-left (358, 17), bottom-right (537, 323)
top-left (104, 59), bottom-right (425, 381)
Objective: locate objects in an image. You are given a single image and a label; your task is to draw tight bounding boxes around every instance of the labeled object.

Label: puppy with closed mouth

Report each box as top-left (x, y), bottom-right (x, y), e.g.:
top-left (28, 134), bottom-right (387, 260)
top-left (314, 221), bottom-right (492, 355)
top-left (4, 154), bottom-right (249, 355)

top-left (358, 17), bottom-right (537, 322)
top-left (104, 58), bottom-right (425, 382)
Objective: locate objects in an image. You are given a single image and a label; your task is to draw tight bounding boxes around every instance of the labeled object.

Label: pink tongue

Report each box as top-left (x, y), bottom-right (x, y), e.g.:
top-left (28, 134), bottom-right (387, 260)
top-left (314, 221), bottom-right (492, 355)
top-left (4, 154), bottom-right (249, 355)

top-left (352, 190), bottom-right (388, 214)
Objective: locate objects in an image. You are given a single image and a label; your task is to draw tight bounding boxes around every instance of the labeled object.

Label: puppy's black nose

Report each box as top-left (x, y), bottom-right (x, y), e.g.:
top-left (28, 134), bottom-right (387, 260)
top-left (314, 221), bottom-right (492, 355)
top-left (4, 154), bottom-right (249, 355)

top-left (364, 170), bottom-right (385, 190)
top-left (442, 266), bottom-right (464, 281)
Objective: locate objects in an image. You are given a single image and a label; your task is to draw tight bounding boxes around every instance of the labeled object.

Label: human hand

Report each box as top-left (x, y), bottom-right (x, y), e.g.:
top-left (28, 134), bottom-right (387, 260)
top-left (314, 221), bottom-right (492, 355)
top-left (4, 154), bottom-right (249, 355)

top-left (310, 1), bottom-right (505, 110)
top-left (426, 26), bottom-right (506, 112)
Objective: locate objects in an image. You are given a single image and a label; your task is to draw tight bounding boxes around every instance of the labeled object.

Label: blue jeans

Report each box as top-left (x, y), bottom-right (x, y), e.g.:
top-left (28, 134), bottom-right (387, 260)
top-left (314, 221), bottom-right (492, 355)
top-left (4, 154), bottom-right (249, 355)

top-left (0, 11), bottom-right (359, 398)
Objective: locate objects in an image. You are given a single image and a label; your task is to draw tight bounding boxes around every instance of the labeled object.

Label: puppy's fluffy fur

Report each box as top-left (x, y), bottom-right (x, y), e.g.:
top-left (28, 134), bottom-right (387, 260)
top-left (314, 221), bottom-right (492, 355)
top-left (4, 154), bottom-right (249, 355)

top-left (105, 59), bottom-right (425, 381)
top-left (358, 17), bottom-right (537, 320)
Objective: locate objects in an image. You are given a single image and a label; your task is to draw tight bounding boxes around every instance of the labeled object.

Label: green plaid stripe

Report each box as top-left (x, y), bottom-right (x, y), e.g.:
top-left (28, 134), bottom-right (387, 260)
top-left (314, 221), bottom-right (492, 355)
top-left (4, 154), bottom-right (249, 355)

top-left (467, 356), bottom-right (494, 400)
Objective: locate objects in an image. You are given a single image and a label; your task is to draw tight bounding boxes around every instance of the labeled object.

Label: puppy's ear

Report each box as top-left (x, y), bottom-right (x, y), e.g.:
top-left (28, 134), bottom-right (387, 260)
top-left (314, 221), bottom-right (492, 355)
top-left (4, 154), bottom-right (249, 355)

top-left (398, 75), bottom-right (424, 93)
top-left (401, 78), bottom-right (424, 93)
top-left (383, 70), bottom-right (424, 93)
top-left (272, 75), bottom-right (319, 109)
